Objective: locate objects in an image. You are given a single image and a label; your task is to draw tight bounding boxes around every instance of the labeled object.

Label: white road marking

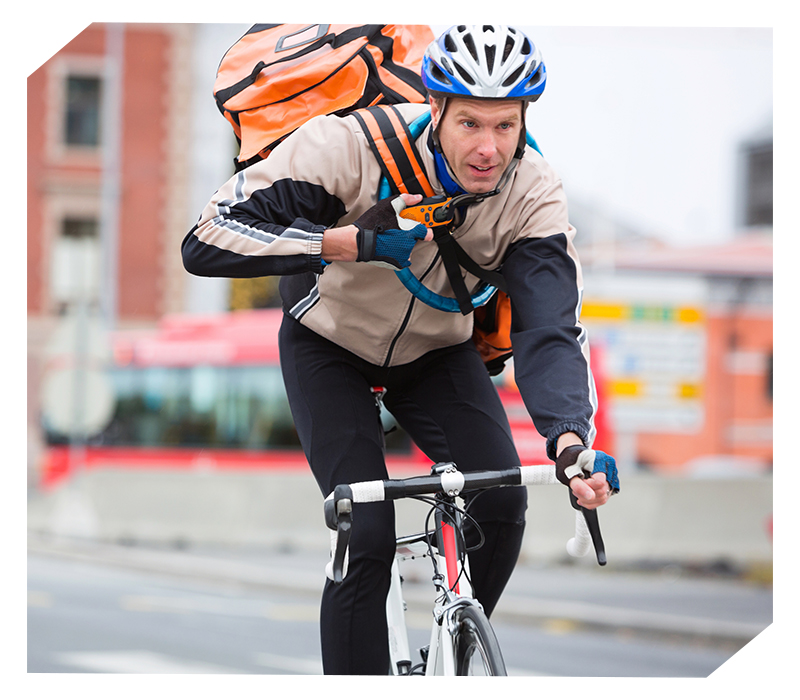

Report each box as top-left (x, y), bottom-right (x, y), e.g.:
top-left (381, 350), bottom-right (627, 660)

top-left (506, 666), bottom-right (550, 676)
top-left (28, 591), bottom-right (54, 607)
top-left (118, 595), bottom-right (318, 621)
top-left (255, 653), bottom-right (323, 675)
top-left (54, 650), bottom-right (242, 674)
top-left (53, 649), bottom-right (546, 676)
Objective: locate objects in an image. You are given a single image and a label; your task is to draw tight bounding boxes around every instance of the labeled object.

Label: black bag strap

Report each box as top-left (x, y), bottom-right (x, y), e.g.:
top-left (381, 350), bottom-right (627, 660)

top-left (449, 237), bottom-right (507, 293)
top-left (430, 228), bottom-right (479, 315)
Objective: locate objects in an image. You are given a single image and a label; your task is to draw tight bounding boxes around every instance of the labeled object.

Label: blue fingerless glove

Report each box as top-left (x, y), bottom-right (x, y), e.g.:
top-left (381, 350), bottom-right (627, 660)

top-left (354, 196), bottom-right (428, 270)
top-left (555, 445), bottom-right (620, 493)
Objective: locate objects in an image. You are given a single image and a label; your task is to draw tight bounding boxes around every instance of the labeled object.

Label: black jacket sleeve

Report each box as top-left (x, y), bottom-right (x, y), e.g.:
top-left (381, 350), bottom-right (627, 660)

top-left (502, 233), bottom-right (596, 460)
top-left (181, 176), bottom-right (347, 279)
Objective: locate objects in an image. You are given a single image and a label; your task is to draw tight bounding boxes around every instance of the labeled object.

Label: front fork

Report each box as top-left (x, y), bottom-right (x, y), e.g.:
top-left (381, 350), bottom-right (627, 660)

top-left (424, 471), bottom-right (483, 675)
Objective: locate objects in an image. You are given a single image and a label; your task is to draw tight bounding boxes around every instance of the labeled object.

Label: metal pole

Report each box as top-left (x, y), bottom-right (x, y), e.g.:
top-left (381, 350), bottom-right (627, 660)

top-left (99, 22), bottom-right (124, 331)
top-left (68, 285), bottom-right (89, 477)
top-left (68, 23), bottom-right (124, 479)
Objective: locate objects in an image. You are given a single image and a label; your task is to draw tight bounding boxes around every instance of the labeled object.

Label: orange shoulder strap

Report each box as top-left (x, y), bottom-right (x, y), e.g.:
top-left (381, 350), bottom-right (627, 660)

top-left (351, 105), bottom-right (436, 198)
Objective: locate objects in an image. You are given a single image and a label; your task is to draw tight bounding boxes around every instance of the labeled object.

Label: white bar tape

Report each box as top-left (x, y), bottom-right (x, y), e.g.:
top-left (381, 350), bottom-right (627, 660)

top-left (519, 464), bottom-right (558, 486)
top-left (350, 480), bottom-right (386, 503)
top-left (566, 511), bottom-right (591, 557)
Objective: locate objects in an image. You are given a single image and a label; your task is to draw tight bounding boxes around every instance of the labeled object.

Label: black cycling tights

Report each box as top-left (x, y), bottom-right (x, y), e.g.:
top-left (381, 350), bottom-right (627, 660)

top-left (279, 315), bottom-right (527, 675)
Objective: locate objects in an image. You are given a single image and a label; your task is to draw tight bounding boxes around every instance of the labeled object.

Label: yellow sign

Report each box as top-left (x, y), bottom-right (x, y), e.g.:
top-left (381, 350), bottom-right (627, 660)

top-left (581, 301), bottom-right (704, 325)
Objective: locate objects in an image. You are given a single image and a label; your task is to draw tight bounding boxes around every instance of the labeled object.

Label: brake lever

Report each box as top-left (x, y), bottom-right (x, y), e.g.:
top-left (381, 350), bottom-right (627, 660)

top-left (569, 491), bottom-right (607, 566)
top-left (330, 484), bottom-right (354, 585)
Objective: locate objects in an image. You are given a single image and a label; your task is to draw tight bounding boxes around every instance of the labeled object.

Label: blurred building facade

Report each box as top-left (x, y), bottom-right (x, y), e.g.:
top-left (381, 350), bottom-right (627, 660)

top-left (29, 24), bottom-right (191, 325)
top-left (27, 23), bottom-right (773, 484)
top-left (27, 23), bottom-right (245, 485)
top-left (576, 128), bottom-right (773, 473)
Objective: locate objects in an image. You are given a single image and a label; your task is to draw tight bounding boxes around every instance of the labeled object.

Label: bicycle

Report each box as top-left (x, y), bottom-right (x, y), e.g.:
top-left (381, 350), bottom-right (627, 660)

top-left (324, 460), bottom-right (608, 676)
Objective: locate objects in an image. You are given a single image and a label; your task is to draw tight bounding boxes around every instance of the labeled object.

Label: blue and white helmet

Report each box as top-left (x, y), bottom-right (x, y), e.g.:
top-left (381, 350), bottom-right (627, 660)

top-left (422, 25), bottom-right (546, 101)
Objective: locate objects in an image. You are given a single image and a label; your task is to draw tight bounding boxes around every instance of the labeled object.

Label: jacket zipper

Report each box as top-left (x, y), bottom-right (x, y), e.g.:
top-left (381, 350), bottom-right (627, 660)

top-left (383, 252), bottom-right (441, 367)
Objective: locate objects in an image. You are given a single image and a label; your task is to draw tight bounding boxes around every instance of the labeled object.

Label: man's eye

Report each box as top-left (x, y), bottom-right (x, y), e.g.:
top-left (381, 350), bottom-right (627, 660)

top-left (463, 121), bottom-right (475, 128)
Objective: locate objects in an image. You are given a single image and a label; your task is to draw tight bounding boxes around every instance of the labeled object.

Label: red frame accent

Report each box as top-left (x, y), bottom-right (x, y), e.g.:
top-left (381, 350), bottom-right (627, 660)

top-left (440, 521), bottom-right (460, 595)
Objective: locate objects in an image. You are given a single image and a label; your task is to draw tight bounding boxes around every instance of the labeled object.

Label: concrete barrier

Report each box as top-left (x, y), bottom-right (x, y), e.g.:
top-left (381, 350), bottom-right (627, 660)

top-left (27, 469), bottom-right (773, 567)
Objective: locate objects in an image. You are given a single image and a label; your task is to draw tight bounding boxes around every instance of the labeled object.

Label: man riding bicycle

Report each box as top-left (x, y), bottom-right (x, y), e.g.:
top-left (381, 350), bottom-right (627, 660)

top-left (182, 24), bottom-right (617, 675)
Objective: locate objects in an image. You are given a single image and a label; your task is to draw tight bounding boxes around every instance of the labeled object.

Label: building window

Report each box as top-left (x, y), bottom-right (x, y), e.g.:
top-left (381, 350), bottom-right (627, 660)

top-left (744, 141), bottom-right (773, 227)
top-left (64, 75), bottom-right (102, 147)
top-left (63, 217), bottom-right (99, 240)
top-left (50, 216), bottom-right (101, 310)
top-left (766, 352), bottom-right (773, 401)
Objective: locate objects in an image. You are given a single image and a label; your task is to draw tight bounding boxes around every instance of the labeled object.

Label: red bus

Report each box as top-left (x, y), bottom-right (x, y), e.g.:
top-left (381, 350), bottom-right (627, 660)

top-left (41, 308), bottom-right (611, 488)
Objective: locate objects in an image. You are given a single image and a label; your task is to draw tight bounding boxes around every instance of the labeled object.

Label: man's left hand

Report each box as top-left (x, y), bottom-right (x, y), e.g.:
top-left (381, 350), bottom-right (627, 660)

top-left (569, 471), bottom-right (609, 510)
top-left (555, 443), bottom-right (619, 510)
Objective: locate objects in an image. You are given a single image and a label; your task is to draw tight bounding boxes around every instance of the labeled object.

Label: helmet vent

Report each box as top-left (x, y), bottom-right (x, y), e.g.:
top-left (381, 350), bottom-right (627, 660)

top-left (484, 45), bottom-right (496, 73)
top-left (526, 66), bottom-right (543, 88)
top-left (453, 61), bottom-right (476, 86)
top-left (431, 63), bottom-right (451, 86)
top-left (521, 37), bottom-right (532, 55)
top-left (502, 64), bottom-right (524, 87)
top-left (503, 36), bottom-right (515, 62)
top-left (463, 33), bottom-right (478, 61)
top-left (445, 33), bottom-right (457, 53)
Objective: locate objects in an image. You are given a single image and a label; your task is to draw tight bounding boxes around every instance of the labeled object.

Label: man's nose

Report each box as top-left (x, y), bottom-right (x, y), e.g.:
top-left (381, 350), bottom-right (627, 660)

top-left (475, 129), bottom-right (498, 158)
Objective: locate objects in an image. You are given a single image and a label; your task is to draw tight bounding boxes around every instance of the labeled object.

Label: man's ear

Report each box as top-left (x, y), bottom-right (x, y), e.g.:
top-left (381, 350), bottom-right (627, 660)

top-left (429, 96), bottom-right (445, 130)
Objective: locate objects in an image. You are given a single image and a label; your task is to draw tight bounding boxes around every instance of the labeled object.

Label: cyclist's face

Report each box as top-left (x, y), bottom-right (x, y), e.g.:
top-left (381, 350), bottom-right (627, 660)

top-left (431, 97), bottom-right (523, 194)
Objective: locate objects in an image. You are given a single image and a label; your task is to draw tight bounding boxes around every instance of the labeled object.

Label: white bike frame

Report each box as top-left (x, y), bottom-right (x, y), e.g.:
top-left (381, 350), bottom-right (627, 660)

top-left (386, 495), bottom-right (486, 676)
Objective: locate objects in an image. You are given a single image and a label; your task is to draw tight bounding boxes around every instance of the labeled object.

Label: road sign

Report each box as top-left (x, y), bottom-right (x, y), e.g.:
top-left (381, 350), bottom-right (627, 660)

top-left (581, 301), bottom-right (706, 432)
top-left (41, 313), bottom-right (115, 438)
top-left (41, 367), bottom-right (115, 437)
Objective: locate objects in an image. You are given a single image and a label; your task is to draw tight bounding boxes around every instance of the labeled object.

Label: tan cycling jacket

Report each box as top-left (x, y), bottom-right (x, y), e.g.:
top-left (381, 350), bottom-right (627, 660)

top-left (182, 102), bottom-right (596, 457)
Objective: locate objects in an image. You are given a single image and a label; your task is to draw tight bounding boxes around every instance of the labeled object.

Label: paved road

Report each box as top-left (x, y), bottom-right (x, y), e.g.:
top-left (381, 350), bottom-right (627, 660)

top-left (27, 535), bottom-right (772, 677)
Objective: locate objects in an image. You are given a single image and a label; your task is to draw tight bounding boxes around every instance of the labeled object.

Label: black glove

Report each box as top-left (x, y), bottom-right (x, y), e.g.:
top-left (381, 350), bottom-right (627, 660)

top-left (555, 445), bottom-right (620, 493)
top-left (354, 196), bottom-right (428, 270)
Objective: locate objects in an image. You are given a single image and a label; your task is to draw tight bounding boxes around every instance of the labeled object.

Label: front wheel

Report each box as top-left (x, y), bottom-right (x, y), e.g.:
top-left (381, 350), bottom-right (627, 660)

top-left (453, 605), bottom-right (507, 676)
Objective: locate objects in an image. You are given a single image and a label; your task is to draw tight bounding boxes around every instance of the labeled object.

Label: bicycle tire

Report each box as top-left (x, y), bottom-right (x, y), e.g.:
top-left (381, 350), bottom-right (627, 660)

top-left (453, 605), bottom-right (507, 676)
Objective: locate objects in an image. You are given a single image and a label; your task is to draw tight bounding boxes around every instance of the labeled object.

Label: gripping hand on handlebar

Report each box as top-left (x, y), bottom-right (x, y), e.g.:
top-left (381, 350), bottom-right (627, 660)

top-left (555, 443), bottom-right (619, 509)
top-left (555, 442), bottom-right (618, 566)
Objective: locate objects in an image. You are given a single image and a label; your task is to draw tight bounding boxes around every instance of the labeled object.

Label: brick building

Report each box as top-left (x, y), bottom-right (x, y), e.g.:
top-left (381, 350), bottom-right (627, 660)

top-left (26, 23), bottom-right (240, 483)
top-left (27, 23), bottom-right (198, 325)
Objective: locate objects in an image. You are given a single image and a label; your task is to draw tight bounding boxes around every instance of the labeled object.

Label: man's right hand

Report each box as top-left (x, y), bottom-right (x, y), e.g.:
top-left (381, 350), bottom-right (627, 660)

top-left (354, 194), bottom-right (432, 270)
